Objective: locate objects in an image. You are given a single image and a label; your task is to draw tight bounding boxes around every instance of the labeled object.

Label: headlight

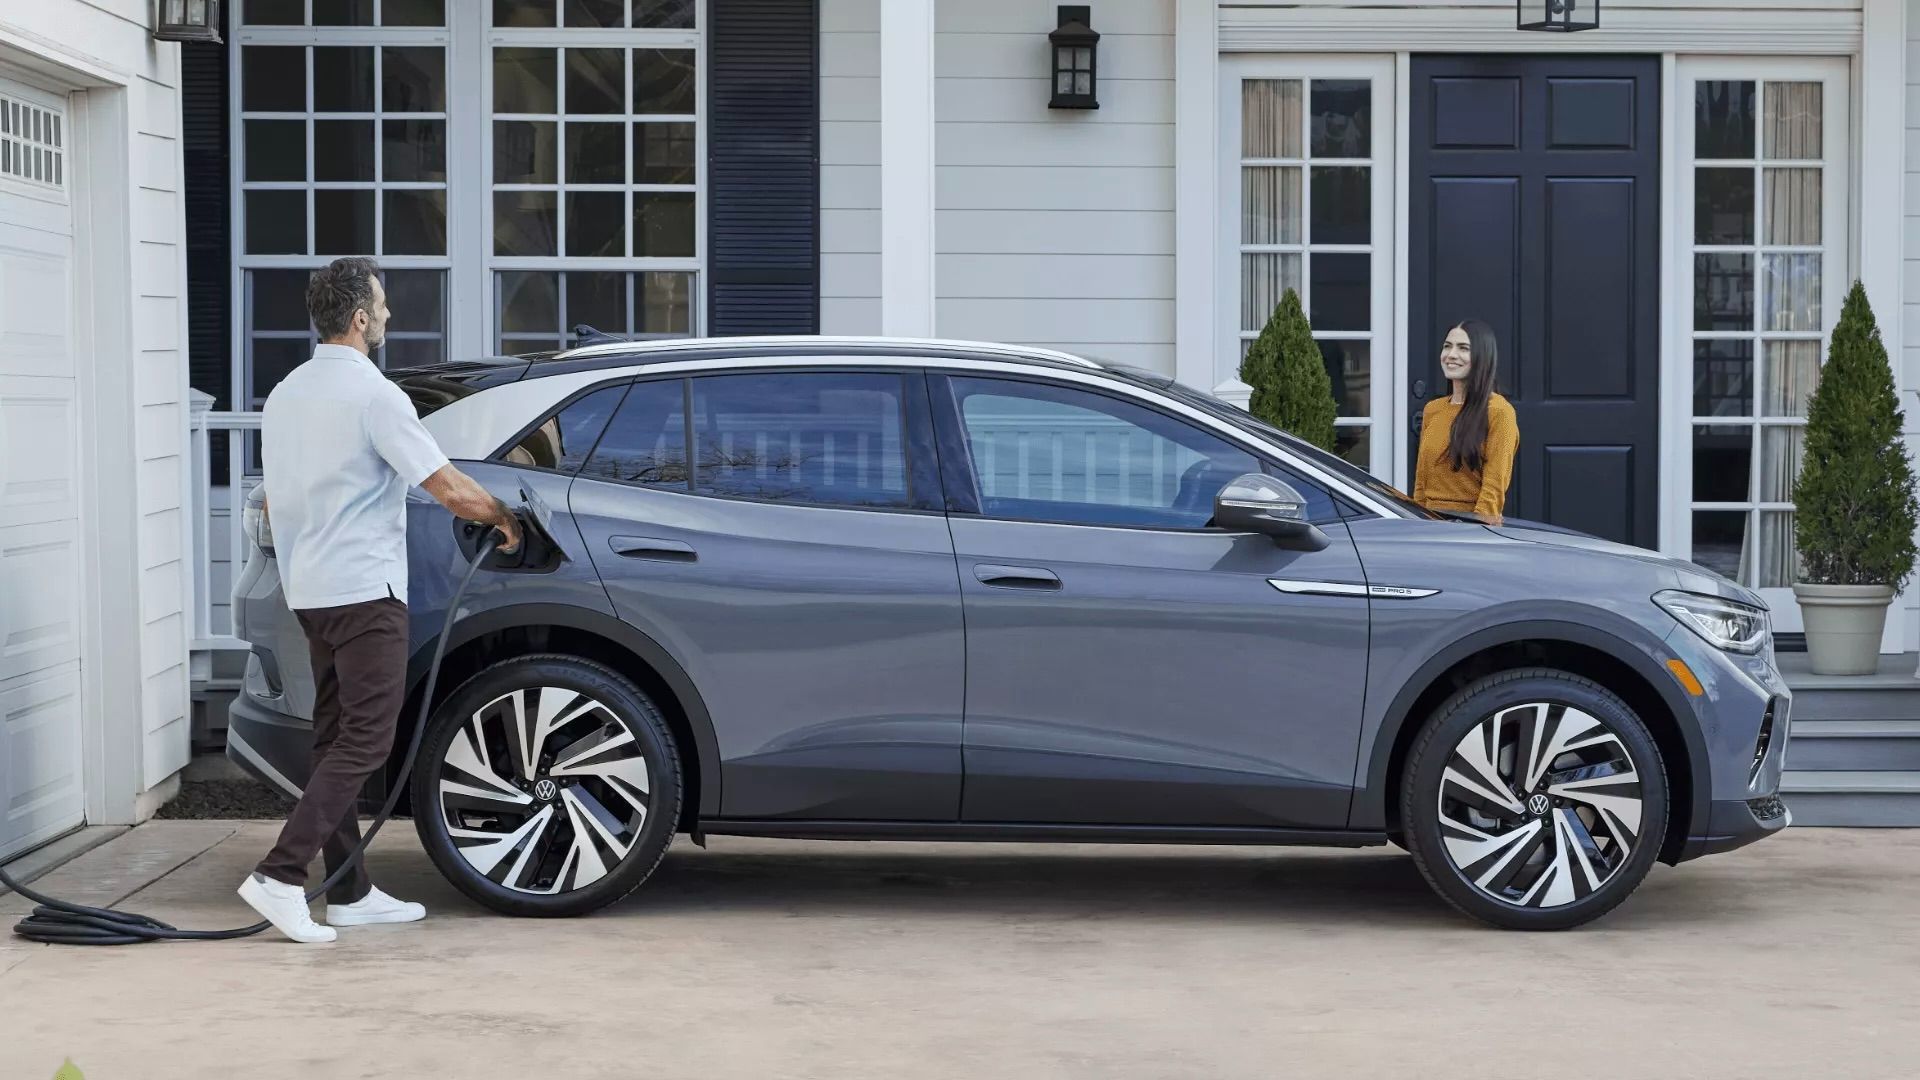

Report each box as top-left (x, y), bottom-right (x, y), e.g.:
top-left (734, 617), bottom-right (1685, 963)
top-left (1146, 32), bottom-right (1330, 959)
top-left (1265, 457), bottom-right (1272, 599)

top-left (243, 497), bottom-right (275, 557)
top-left (1655, 590), bottom-right (1769, 654)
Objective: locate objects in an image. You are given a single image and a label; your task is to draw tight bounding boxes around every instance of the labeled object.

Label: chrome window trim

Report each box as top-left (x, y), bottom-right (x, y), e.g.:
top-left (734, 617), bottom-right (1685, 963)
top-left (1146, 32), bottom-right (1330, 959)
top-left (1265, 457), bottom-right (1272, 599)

top-left (425, 354), bottom-right (1400, 518)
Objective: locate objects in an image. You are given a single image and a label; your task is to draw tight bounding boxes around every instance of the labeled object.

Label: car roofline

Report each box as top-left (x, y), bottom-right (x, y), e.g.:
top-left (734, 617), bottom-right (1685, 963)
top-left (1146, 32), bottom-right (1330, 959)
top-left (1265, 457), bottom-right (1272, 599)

top-left (544, 336), bottom-right (1103, 370)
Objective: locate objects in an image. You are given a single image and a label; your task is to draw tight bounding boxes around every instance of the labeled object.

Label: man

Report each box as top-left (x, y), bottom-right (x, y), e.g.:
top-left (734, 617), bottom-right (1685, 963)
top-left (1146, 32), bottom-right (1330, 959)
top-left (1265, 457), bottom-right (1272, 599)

top-left (239, 256), bottom-right (521, 944)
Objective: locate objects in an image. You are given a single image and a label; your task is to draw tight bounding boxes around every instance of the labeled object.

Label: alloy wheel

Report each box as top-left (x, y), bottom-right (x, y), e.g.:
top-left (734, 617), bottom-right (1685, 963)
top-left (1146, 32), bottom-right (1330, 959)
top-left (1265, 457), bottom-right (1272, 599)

top-left (434, 686), bottom-right (652, 895)
top-left (1435, 701), bottom-right (1644, 909)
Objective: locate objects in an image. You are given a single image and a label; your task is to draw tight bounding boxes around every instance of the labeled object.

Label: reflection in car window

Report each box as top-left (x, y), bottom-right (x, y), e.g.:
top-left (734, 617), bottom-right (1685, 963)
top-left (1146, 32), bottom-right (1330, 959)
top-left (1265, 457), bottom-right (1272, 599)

top-left (691, 372), bottom-right (910, 508)
top-left (950, 377), bottom-right (1259, 529)
top-left (581, 379), bottom-right (690, 487)
top-left (499, 383), bottom-right (627, 474)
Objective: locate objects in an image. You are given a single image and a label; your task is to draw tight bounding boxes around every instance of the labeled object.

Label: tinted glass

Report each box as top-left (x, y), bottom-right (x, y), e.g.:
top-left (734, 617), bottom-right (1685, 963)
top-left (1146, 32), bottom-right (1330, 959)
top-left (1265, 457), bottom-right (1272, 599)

top-left (949, 377), bottom-right (1259, 529)
top-left (691, 373), bottom-right (909, 508)
top-left (584, 379), bottom-right (689, 487)
top-left (502, 383), bottom-right (628, 473)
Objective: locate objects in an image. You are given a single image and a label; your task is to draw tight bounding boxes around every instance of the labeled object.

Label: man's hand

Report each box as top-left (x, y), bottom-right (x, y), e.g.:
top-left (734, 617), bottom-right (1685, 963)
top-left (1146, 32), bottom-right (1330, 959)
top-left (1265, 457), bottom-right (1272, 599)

top-left (421, 465), bottom-right (522, 555)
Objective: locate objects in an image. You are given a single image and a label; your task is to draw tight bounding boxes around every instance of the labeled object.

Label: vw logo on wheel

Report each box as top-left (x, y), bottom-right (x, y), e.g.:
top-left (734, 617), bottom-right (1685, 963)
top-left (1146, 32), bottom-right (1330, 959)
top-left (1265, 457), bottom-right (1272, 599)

top-left (533, 778), bottom-right (559, 802)
top-left (1527, 793), bottom-right (1552, 816)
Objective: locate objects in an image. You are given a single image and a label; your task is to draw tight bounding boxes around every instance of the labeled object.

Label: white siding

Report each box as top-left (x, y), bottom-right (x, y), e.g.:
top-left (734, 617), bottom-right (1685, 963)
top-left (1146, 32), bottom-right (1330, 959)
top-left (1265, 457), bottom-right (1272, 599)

top-left (1904, 0), bottom-right (1920, 638)
top-left (821, 0), bottom-right (883, 332)
top-left (935, 0), bottom-right (1177, 373)
top-left (0, 1), bottom-right (193, 802)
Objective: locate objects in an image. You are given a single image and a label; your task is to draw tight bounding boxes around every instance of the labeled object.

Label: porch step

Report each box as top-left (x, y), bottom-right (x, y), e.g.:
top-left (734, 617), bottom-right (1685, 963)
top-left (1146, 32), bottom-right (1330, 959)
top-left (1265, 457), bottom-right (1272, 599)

top-left (1780, 771), bottom-right (1920, 827)
top-left (1785, 721), bottom-right (1920, 771)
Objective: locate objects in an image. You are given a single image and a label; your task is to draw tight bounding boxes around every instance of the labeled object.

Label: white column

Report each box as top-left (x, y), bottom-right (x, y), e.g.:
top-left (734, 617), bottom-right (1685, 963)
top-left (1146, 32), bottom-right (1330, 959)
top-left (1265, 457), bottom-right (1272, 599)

top-left (1173, 0), bottom-right (1219, 391)
top-left (879, 0), bottom-right (936, 338)
top-left (1859, 0), bottom-right (1910, 660)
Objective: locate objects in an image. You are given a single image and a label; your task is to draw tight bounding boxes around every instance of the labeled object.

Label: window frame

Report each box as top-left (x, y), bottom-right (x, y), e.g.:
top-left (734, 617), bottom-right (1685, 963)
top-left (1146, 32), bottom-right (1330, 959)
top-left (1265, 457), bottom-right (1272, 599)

top-left (488, 374), bottom-right (636, 475)
top-left (562, 367), bottom-right (944, 515)
top-left (1216, 55), bottom-right (1397, 480)
top-left (1668, 55), bottom-right (1851, 631)
top-left (928, 371), bottom-right (1347, 532)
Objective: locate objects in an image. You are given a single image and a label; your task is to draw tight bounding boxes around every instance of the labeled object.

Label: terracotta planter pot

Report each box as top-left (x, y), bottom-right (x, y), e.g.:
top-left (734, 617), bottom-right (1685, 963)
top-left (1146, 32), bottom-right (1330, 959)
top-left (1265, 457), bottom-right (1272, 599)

top-left (1792, 583), bottom-right (1896, 676)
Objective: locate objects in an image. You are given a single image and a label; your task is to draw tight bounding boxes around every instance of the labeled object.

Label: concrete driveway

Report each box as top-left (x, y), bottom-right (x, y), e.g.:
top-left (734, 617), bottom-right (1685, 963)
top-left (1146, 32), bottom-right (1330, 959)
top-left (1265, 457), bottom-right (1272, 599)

top-left (2, 823), bottom-right (1915, 1079)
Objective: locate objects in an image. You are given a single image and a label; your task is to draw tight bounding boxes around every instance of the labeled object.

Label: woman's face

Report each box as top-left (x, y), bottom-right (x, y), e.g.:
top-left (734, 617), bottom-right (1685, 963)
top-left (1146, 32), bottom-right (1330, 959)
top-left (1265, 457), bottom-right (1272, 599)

top-left (1440, 326), bottom-right (1473, 383)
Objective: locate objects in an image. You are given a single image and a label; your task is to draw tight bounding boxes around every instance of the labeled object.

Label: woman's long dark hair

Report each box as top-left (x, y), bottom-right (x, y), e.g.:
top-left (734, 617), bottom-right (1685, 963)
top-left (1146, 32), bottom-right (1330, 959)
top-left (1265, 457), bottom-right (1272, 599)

top-left (1444, 318), bottom-right (1500, 473)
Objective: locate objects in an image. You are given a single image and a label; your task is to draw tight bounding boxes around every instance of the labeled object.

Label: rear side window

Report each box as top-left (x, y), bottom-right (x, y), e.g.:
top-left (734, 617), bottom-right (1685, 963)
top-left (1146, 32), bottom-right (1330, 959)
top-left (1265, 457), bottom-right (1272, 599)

top-left (499, 383), bottom-right (627, 474)
top-left (691, 372), bottom-right (909, 509)
top-left (582, 379), bottom-right (690, 487)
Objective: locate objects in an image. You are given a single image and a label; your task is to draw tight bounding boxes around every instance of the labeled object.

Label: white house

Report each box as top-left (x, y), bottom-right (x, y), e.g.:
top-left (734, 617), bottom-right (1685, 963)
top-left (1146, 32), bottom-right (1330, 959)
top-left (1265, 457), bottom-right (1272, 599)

top-left (0, 2), bottom-right (193, 861)
top-left (5, 0), bottom-right (1918, 860)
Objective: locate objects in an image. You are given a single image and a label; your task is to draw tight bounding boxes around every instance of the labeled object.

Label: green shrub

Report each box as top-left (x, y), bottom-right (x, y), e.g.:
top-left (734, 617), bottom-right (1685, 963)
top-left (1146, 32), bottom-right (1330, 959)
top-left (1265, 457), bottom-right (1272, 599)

top-left (1238, 287), bottom-right (1337, 451)
top-left (1792, 280), bottom-right (1919, 587)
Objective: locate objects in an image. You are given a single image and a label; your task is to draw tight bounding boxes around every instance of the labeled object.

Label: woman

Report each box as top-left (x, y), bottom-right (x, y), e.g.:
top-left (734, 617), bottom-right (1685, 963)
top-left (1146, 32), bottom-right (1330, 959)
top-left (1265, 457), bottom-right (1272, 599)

top-left (1412, 319), bottom-right (1519, 523)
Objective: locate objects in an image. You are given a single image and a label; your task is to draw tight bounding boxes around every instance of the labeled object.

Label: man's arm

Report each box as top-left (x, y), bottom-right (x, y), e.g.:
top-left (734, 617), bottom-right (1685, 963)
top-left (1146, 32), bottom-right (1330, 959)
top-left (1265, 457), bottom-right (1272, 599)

top-left (421, 464), bottom-right (523, 554)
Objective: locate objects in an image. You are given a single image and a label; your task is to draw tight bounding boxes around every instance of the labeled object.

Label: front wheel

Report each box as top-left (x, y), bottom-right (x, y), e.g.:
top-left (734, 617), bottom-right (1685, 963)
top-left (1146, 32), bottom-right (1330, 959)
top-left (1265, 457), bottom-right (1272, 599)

top-left (1401, 668), bottom-right (1667, 930)
top-left (411, 654), bottom-right (682, 917)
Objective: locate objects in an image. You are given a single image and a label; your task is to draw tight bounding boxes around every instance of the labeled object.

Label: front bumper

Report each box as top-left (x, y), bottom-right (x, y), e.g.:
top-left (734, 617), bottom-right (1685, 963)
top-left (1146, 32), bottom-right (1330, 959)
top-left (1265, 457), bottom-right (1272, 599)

top-left (1666, 629), bottom-right (1794, 863)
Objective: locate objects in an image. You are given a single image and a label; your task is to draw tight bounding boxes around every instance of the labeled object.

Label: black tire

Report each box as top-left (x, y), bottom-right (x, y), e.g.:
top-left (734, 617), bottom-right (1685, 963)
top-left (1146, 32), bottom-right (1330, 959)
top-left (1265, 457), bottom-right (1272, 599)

top-left (411, 654), bottom-right (682, 917)
top-left (1400, 667), bottom-right (1668, 931)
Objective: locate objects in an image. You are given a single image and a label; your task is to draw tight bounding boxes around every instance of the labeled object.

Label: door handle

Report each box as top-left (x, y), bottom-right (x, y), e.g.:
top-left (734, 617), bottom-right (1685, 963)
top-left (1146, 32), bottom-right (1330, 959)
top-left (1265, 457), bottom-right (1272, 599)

top-left (974, 563), bottom-right (1061, 589)
top-left (609, 536), bottom-right (697, 561)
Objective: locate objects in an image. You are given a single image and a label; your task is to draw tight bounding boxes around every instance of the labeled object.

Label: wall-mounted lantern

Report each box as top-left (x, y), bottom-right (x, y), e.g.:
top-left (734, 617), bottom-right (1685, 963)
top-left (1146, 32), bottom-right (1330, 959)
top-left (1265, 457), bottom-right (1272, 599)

top-left (154, 0), bottom-right (223, 44)
top-left (1048, 6), bottom-right (1099, 110)
top-left (1517, 0), bottom-right (1598, 32)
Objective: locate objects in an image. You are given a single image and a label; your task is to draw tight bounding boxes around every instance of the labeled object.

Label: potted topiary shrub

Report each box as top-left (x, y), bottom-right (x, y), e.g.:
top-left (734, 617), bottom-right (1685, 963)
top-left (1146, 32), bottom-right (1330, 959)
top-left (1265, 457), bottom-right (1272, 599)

top-left (1791, 281), bottom-right (1920, 675)
top-left (1238, 287), bottom-right (1338, 451)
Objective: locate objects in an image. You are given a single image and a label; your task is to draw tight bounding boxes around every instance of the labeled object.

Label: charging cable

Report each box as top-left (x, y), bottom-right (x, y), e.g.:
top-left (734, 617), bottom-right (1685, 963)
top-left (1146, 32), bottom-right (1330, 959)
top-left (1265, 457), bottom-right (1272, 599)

top-left (0, 529), bottom-right (502, 945)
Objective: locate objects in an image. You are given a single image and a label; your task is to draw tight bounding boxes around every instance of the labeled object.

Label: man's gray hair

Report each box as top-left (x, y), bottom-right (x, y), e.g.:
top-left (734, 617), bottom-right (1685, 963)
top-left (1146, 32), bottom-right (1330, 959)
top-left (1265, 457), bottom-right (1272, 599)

top-left (306, 256), bottom-right (381, 340)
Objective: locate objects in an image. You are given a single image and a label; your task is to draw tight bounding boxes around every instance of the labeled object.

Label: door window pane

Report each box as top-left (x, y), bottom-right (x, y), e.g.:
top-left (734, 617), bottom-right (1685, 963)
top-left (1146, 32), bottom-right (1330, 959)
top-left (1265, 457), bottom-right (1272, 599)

top-left (692, 374), bottom-right (909, 508)
top-left (1693, 425), bottom-right (1752, 503)
top-left (1310, 80), bottom-right (1371, 158)
top-left (1756, 511), bottom-right (1799, 587)
top-left (1765, 83), bottom-right (1822, 160)
top-left (1242, 80), bottom-right (1302, 158)
top-left (1695, 81), bottom-right (1755, 159)
top-left (1763, 168), bottom-right (1820, 244)
top-left (951, 377), bottom-right (1258, 529)
top-left (1240, 253), bottom-right (1301, 333)
top-left (1241, 166), bottom-right (1301, 245)
top-left (1693, 340), bottom-right (1753, 417)
top-left (1319, 340), bottom-right (1371, 417)
top-left (1760, 426), bottom-right (1803, 503)
top-left (1694, 168), bottom-right (1753, 245)
top-left (1309, 253), bottom-right (1369, 331)
top-left (1692, 510), bottom-right (1749, 581)
top-left (585, 379), bottom-right (689, 487)
top-left (1310, 166), bottom-right (1369, 244)
top-left (502, 383), bottom-right (629, 473)
top-left (1761, 254), bottom-right (1820, 331)
top-left (1693, 253), bottom-right (1753, 331)
top-left (1762, 340), bottom-right (1820, 417)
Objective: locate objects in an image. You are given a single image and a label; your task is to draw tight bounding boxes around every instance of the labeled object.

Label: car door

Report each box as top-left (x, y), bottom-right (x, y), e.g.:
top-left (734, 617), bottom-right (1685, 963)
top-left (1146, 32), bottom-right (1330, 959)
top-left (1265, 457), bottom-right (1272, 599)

top-left (568, 367), bottom-right (966, 822)
top-left (932, 373), bottom-right (1371, 830)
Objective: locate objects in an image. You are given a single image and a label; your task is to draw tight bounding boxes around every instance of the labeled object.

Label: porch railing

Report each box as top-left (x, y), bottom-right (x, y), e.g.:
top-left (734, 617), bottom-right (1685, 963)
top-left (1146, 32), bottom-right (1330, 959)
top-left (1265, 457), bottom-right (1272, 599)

top-left (188, 391), bottom-right (261, 666)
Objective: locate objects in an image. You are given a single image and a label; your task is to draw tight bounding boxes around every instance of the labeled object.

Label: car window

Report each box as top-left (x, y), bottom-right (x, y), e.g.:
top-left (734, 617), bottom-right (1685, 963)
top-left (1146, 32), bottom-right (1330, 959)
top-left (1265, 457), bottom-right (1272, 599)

top-left (580, 378), bottom-right (689, 488)
top-left (949, 377), bottom-right (1264, 529)
top-left (691, 372), bottom-right (910, 509)
top-left (497, 383), bottom-right (628, 474)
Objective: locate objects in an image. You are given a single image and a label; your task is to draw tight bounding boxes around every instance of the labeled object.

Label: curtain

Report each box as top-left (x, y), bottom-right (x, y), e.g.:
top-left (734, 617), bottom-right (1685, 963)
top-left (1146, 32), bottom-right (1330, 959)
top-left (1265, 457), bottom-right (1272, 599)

top-left (1241, 253), bottom-right (1302, 333)
top-left (1242, 79), bottom-right (1302, 158)
top-left (1765, 82), bottom-right (1822, 160)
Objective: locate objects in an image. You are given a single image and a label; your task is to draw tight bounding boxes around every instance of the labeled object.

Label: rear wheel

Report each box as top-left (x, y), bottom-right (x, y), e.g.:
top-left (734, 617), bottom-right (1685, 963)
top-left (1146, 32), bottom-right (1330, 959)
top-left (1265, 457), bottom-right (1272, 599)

top-left (411, 654), bottom-right (681, 917)
top-left (1401, 668), bottom-right (1667, 930)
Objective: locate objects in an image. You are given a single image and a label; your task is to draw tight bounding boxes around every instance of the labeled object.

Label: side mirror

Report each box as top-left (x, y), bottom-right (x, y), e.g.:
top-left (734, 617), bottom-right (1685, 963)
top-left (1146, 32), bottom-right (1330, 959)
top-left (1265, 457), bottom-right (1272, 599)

top-left (1212, 473), bottom-right (1330, 552)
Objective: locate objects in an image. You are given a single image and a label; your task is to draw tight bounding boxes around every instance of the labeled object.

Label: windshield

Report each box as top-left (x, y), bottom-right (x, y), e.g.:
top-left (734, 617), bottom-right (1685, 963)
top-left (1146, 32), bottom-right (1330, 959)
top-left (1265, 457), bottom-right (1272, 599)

top-left (1146, 377), bottom-right (1440, 519)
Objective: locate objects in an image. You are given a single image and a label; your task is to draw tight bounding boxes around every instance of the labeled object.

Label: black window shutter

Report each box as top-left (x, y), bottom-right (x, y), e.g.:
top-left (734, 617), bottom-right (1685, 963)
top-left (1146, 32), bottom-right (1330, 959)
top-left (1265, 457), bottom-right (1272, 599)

top-left (182, 33), bottom-right (230, 408)
top-left (707, 0), bottom-right (820, 336)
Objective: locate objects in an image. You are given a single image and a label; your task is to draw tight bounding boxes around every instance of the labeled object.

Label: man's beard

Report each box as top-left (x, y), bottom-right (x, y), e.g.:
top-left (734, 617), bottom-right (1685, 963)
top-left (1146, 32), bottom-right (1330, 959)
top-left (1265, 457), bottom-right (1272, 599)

top-left (365, 326), bottom-right (387, 350)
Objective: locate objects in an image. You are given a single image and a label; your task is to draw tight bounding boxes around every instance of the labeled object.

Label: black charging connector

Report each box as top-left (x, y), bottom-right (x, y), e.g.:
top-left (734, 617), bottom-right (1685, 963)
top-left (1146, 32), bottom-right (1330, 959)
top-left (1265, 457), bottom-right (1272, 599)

top-left (456, 484), bottom-right (566, 575)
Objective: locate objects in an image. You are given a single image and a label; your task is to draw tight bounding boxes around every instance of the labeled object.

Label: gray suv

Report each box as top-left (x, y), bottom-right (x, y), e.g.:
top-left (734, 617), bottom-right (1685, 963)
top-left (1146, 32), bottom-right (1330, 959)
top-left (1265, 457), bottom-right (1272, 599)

top-left (228, 337), bottom-right (1792, 930)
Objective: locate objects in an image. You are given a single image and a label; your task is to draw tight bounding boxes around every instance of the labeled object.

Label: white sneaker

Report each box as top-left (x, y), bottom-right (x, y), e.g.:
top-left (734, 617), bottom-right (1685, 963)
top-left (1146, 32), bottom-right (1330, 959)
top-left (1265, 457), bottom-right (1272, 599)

top-left (326, 886), bottom-right (426, 927)
top-left (238, 873), bottom-right (336, 944)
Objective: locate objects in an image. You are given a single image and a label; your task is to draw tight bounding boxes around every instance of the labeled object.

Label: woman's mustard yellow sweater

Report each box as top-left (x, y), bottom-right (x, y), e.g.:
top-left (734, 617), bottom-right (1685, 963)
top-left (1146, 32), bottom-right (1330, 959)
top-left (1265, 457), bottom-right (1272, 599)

top-left (1412, 394), bottom-right (1519, 522)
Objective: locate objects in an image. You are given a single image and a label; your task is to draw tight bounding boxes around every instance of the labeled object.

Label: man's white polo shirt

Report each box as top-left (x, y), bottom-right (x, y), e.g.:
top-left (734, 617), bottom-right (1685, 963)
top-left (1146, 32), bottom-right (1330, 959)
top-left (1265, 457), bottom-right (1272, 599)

top-left (262, 343), bottom-right (450, 611)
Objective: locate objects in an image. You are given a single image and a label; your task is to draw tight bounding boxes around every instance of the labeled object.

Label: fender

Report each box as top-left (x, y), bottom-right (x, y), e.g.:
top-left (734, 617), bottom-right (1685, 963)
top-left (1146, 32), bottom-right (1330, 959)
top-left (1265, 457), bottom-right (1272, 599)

top-left (404, 601), bottom-right (723, 819)
top-left (1351, 616), bottom-right (1710, 858)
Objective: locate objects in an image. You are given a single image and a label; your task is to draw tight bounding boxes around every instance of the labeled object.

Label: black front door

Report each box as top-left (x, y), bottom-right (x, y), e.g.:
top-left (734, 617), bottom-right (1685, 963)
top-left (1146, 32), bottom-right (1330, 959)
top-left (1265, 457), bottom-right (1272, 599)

top-left (1409, 56), bottom-right (1660, 547)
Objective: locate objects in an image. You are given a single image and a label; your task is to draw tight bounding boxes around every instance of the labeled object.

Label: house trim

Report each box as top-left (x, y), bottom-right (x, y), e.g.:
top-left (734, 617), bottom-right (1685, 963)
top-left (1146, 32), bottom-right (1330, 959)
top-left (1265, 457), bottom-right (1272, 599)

top-left (1217, 5), bottom-right (1863, 55)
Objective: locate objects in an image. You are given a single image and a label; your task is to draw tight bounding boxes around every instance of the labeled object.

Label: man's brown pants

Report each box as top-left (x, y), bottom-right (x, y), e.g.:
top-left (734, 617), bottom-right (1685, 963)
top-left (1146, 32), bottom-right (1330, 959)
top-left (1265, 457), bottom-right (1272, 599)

top-left (256, 596), bottom-right (409, 905)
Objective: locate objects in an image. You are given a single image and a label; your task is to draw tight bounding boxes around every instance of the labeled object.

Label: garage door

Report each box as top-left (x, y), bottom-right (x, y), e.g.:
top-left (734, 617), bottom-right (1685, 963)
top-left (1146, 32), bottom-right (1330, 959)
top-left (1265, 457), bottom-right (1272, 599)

top-left (0, 80), bottom-right (85, 861)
